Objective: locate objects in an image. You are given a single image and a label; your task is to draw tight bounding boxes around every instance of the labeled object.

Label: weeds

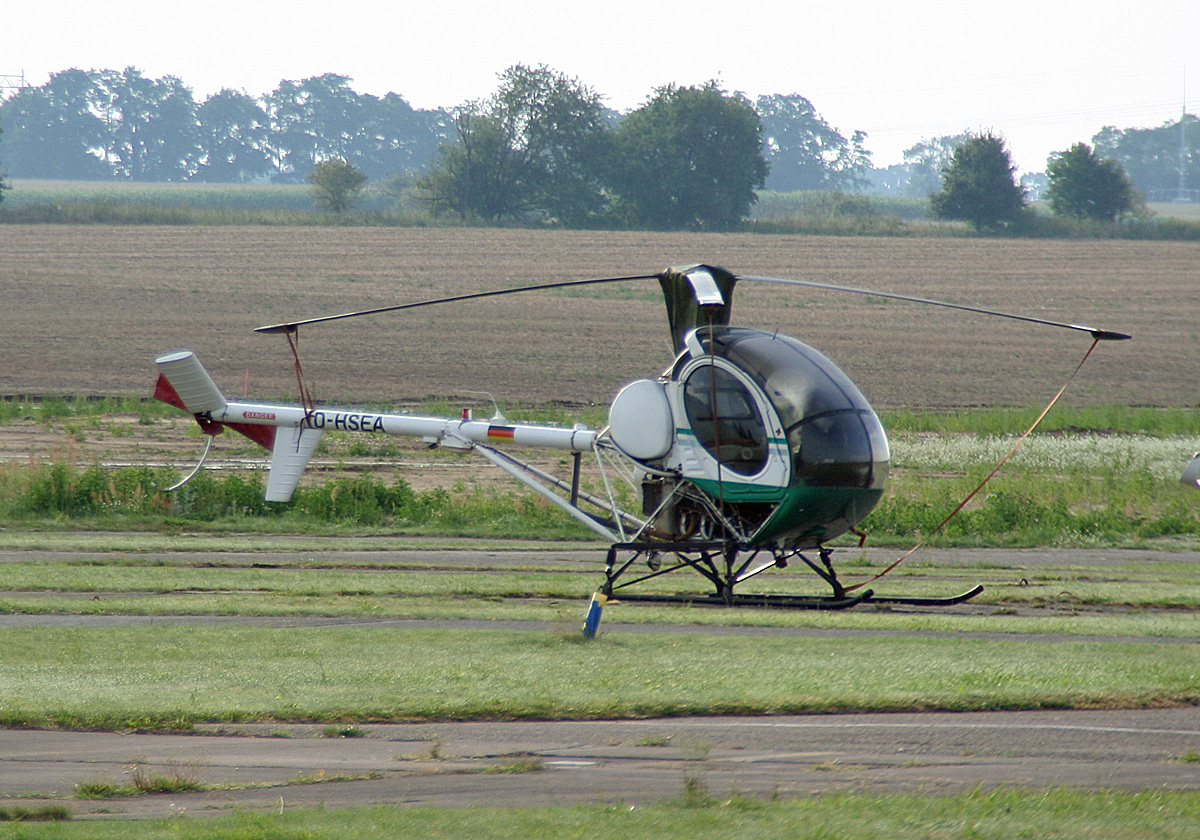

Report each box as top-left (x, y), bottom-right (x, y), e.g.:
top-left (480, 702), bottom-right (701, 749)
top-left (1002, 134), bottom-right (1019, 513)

top-left (635, 734), bottom-right (673, 747)
top-left (1, 442), bottom-right (1195, 545)
top-left (484, 756), bottom-right (545, 774)
top-left (0, 395), bottom-right (175, 425)
top-left (322, 725), bottom-right (367, 738)
top-left (680, 771), bottom-right (713, 807)
top-left (0, 458), bottom-right (589, 538)
top-left (0, 805), bottom-right (72, 821)
top-left (76, 760), bottom-right (205, 798)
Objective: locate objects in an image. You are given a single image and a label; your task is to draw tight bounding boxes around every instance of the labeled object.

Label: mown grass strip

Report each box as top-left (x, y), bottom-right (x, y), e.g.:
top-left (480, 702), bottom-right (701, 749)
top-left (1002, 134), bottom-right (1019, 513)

top-left (7, 591), bottom-right (1200, 642)
top-left (11, 789), bottom-right (1200, 838)
top-left (1, 625), bottom-right (1197, 729)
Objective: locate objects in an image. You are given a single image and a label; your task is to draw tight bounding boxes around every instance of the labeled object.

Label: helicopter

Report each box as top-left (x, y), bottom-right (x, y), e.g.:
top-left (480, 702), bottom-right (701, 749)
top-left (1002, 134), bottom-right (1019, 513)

top-left (152, 264), bottom-right (1129, 636)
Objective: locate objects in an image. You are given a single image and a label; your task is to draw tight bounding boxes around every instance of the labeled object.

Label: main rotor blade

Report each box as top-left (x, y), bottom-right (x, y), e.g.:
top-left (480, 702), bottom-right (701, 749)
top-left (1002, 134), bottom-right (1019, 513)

top-left (255, 273), bottom-right (661, 333)
top-left (738, 275), bottom-right (1131, 341)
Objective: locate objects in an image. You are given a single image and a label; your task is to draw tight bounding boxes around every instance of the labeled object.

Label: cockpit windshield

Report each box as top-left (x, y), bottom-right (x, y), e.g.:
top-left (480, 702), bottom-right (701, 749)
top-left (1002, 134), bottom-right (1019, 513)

top-left (691, 327), bottom-right (890, 489)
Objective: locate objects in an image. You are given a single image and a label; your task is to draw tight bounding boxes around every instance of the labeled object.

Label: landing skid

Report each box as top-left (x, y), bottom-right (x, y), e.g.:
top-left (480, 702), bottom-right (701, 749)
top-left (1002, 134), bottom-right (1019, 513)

top-left (862, 585), bottom-right (984, 607)
top-left (580, 539), bottom-right (984, 637)
top-left (601, 590), bottom-right (873, 610)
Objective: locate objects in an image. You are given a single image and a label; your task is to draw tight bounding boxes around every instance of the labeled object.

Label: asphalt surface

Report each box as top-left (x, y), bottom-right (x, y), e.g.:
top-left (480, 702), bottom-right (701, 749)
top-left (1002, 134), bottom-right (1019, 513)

top-left (3, 546), bottom-right (1200, 818)
top-left (4, 708), bottom-right (1200, 818)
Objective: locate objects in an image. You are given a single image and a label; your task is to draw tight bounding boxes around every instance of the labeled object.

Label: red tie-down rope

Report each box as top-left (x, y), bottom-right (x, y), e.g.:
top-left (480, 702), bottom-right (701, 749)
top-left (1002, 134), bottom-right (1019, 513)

top-left (844, 337), bottom-right (1102, 594)
top-left (285, 328), bottom-right (318, 424)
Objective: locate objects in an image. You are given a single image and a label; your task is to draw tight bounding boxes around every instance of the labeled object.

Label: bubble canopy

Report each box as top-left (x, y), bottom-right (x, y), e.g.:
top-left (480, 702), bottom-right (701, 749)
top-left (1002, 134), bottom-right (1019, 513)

top-left (688, 326), bottom-right (890, 490)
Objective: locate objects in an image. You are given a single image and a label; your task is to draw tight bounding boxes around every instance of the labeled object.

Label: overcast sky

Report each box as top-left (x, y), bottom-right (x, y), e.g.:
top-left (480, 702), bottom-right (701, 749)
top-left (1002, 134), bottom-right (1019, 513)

top-left (7, 1), bottom-right (1197, 173)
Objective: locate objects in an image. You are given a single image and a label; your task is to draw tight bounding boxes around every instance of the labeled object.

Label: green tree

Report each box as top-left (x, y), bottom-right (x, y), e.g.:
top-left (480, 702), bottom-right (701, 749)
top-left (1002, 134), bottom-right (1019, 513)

top-left (193, 89), bottom-right (275, 182)
top-left (607, 83), bottom-right (768, 230)
top-left (900, 132), bottom-right (971, 196)
top-left (307, 158), bottom-right (367, 212)
top-left (264, 74), bottom-right (447, 182)
top-left (418, 110), bottom-right (501, 221)
top-left (930, 132), bottom-right (1025, 231)
top-left (1045, 142), bottom-right (1139, 221)
top-left (0, 67), bottom-right (204, 181)
top-left (755, 93), bottom-right (871, 191)
top-left (1092, 116), bottom-right (1196, 200)
top-left (418, 65), bottom-right (609, 224)
top-left (107, 68), bottom-right (201, 180)
top-left (0, 69), bottom-right (110, 178)
top-left (268, 74), bottom-right (361, 181)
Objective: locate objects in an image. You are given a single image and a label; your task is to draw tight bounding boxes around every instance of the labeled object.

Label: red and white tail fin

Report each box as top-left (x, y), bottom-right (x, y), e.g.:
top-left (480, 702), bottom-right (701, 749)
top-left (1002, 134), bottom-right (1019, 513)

top-left (154, 351), bottom-right (276, 451)
top-left (154, 351), bottom-right (227, 414)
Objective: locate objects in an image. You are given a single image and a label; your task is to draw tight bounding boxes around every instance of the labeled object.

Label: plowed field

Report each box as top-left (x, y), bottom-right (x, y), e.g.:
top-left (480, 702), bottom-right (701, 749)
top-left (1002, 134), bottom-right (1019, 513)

top-left (2, 226), bottom-right (1196, 409)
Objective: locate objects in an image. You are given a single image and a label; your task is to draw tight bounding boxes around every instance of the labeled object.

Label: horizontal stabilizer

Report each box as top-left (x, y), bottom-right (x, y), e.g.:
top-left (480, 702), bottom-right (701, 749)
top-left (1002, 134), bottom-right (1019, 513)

top-left (154, 351), bottom-right (227, 414)
top-left (266, 425), bottom-right (324, 502)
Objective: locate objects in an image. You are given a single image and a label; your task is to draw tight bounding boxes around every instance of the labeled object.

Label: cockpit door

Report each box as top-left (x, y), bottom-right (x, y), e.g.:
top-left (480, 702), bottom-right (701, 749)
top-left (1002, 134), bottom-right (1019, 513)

top-left (668, 358), bottom-right (791, 498)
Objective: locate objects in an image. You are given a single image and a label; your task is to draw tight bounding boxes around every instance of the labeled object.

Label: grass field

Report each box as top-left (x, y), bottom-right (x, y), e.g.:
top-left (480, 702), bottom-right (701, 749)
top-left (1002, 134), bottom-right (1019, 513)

top-left (4, 618), bottom-right (1200, 729)
top-left (5, 791), bottom-right (1200, 839)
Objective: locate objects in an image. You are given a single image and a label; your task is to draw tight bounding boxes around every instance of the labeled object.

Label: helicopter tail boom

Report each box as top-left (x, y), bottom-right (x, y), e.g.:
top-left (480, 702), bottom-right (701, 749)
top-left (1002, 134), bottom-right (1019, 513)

top-left (153, 351), bottom-right (600, 502)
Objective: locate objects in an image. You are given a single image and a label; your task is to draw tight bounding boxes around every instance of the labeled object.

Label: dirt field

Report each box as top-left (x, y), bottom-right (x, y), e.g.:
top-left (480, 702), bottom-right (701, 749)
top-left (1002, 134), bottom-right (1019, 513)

top-left (2, 226), bottom-right (1197, 410)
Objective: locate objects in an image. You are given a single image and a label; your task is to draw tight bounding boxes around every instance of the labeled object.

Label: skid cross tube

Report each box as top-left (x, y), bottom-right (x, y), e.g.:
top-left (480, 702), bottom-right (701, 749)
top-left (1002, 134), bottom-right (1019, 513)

top-left (600, 540), bottom-right (858, 606)
top-left (603, 540), bottom-right (730, 595)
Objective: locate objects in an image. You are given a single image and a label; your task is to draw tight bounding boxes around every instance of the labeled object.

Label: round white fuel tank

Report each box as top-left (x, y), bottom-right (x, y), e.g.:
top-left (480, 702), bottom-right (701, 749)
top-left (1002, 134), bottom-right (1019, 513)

top-left (608, 379), bottom-right (674, 461)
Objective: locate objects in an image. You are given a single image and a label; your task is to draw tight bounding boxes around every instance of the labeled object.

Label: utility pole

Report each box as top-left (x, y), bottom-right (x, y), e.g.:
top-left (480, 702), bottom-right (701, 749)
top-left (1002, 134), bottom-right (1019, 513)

top-left (1175, 73), bottom-right (1195, 203)
top-left (0, 71), bottom-right (29, 94)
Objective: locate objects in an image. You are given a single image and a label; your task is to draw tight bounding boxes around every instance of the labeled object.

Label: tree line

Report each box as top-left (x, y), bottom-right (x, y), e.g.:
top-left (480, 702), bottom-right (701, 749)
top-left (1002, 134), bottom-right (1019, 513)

top-left (0, 66), bottom-right (869, 187)
top-left (0, 65), bottom-right (881, 229)
top-left (0, 64), bottom-right (1195, 230)
top-left (929, 132), bottom-right (1146, 230)
top-left (871, 118), bottom-right (1197, 203)
top-left (0, 68), bottom-right (447, 183)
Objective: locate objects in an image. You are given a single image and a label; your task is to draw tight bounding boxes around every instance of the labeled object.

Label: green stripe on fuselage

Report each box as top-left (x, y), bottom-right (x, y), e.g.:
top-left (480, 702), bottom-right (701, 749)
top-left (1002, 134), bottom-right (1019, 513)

top-left (689, 477), bottom-right (788, 504)
top-left (750, 484), bottom-right (883, 547)
top-left (690, 478), bottom-right (882, 547)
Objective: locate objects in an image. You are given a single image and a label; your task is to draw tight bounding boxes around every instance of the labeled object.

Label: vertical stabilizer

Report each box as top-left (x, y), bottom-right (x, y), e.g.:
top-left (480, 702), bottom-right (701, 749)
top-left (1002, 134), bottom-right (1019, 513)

top-left (266, 425), bottom-right (324, 502)
top-left (1183, 453), bottom-right (1200, 489)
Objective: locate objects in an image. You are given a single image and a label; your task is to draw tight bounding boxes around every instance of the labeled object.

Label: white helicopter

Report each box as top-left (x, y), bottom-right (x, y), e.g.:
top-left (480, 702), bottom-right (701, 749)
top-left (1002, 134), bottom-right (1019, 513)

top-left (152, 264), bottom-right (1129, 635)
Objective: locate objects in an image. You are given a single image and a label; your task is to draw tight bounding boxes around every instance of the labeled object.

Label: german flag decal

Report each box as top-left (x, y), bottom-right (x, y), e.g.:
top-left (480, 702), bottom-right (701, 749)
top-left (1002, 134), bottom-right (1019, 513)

top-left (487, 425), bottom-right (516, 440)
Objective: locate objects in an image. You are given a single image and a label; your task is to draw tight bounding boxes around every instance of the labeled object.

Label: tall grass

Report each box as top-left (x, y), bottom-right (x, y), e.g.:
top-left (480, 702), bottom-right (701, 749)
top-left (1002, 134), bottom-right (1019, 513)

top-left (1, 401), bottom-right (1195, 544)
top-left (0, 437), bottom-right (1196, 545)
top-left (879, 405), bottom-right (1200, 437)
top-left (0, 459), bottom-right (595, 539)
top-left (6, 181), bottom-right (1200, 238)
top-left (0, 179), bottom-right (433, 225)
top-left (0, 201), bottom-right (434, 226)
top-left (0, 395), bottom-right (170, 423)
